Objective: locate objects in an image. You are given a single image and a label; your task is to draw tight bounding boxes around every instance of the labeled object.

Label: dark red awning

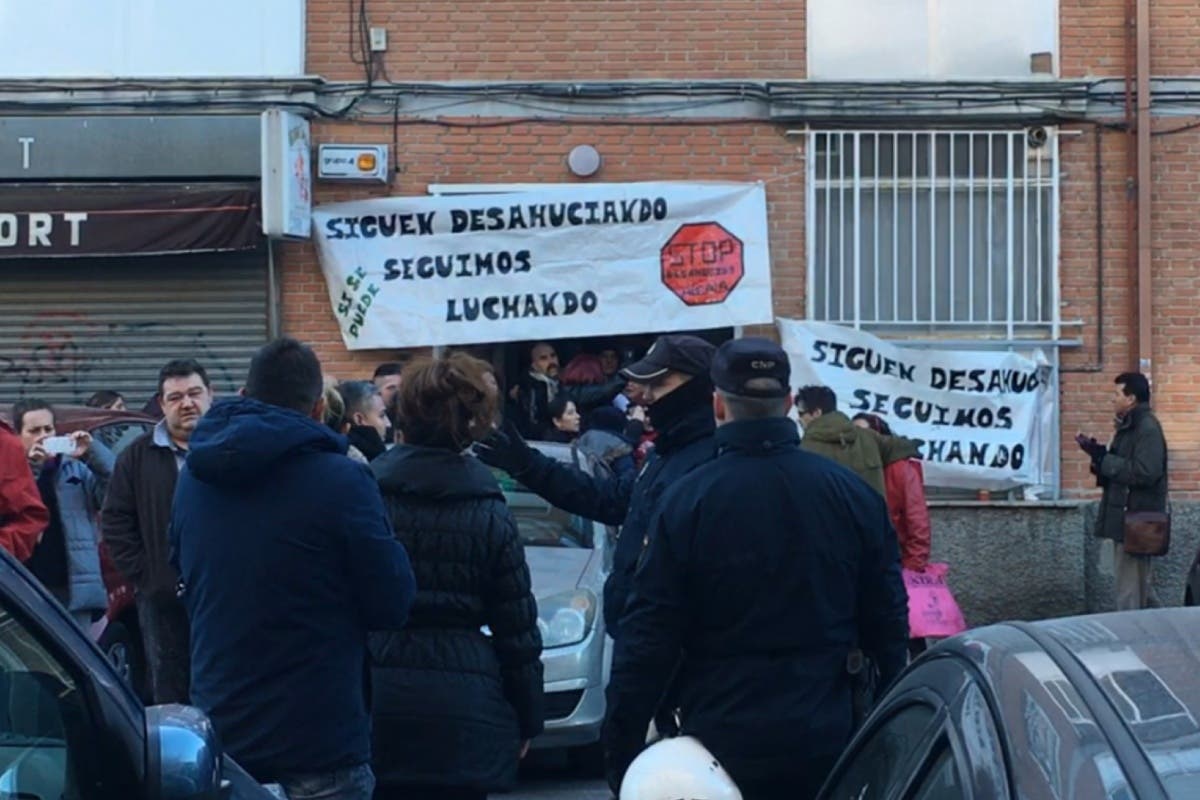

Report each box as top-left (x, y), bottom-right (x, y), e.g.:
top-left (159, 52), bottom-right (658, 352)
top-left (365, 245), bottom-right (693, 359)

top-left (0, 183), bottom-right (262, 258)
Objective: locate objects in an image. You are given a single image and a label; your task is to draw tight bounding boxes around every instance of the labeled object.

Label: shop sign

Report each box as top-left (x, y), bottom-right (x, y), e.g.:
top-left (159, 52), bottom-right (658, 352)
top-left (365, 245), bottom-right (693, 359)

top-left (778, 318), bottom-right (1055, 490)
top-left (311, 182), bottom-right (773, 349)
top-left (317, 144), bottom-right (389, 183)
top-left (0, 183), bottom-right (261, 258)
top-left (261, 109), bottom-right (311, 239)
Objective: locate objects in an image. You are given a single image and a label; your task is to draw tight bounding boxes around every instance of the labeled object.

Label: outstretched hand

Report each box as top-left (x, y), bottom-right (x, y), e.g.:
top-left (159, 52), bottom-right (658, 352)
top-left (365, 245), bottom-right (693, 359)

top-left (473, 419), bottom-right (535, 475)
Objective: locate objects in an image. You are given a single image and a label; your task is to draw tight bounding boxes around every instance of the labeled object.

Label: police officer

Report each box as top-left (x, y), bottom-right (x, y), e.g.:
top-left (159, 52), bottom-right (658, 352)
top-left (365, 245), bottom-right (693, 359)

top-left (474, 334), bottom-right (717, 641)
top-left (602, 337), bottom-right (909, 800)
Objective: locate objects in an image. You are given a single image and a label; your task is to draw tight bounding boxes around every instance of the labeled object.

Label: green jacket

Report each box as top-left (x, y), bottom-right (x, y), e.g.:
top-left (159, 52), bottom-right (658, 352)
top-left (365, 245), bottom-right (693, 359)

top-left (799, 411), bottom-right (887, 496)
top-left (1094, 403), bottom-right (1168, 543)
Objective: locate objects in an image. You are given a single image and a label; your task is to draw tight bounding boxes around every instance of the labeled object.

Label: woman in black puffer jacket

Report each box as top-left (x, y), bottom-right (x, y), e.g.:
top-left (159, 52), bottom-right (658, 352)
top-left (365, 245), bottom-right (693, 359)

top-left (368, 353), bottom-right (544, 799)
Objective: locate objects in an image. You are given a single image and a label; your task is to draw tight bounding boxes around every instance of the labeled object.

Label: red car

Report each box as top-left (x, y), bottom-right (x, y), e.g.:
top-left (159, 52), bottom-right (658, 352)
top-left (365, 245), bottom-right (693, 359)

top-left (3, 404), bottom-right (156, 698)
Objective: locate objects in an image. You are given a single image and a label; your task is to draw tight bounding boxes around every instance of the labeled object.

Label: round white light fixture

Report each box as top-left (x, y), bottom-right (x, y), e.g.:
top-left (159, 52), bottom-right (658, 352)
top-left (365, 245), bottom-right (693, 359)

top-left (566, 144), bottom-right (602, 177)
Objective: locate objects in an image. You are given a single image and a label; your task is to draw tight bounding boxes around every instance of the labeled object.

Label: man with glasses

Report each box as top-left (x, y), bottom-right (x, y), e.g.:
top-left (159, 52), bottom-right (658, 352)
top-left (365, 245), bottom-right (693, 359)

top-left (103, 359), bottom-right (213, 703)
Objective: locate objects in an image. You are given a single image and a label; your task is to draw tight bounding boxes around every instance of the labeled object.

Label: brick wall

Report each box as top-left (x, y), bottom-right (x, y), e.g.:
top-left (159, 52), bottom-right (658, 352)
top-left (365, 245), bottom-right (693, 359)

top-left (1060, 0), bottom-right (1126, 78)
top-left (1054, 117), bottom-right (1200, 497)
top-left (285, 0), bottom-right (1200, 497)
top-left (1060, 0), bottom-right (1200, 78)
top-left (1059, 0), bottom-right (1200, 496)
top-left (306, 0), bottom-right (806, 81)
top-left (1057, 126), bottom-right (1133, 494)
top-left (1145, 121), bottom-right (1200, 494)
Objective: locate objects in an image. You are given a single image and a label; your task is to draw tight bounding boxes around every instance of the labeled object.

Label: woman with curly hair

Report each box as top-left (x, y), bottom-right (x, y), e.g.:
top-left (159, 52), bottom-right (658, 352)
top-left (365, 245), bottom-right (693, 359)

top-left (368, 352), bottom-right (543, 799)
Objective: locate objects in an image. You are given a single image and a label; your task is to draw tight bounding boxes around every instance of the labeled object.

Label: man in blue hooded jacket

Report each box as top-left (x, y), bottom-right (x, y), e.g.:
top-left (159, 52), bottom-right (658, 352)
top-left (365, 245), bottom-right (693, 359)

top-left (170, 338), bottom-right (416, 800)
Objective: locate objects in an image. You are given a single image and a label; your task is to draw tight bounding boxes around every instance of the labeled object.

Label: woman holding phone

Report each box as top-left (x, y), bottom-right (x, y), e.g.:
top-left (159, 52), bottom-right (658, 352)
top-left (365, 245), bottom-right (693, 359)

top-left (13, 398), bottom-right (115, 626)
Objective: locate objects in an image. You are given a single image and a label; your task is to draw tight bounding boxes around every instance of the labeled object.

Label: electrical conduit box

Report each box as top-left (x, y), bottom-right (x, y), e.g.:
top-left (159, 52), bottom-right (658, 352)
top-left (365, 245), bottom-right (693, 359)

top-left (317, 144), bottom-right (389, 183)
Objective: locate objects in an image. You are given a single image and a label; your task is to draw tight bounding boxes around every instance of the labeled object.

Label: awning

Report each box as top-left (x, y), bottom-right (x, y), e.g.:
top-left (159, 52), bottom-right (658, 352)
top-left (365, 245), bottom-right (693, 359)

top-left (0, 183), bottom-right (262, 257)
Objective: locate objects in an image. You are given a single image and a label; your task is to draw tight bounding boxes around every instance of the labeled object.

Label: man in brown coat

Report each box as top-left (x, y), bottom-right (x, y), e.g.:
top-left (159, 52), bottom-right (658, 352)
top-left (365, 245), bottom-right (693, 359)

top-left (1077, 372), bottom-right (1167, 611)
top-left (102, 359), bottom-right (213, 702)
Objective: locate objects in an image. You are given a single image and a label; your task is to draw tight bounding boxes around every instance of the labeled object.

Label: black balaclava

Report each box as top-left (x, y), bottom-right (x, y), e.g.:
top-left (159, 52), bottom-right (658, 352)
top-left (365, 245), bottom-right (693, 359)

top-left (647, 374), bottom-right (713, 433)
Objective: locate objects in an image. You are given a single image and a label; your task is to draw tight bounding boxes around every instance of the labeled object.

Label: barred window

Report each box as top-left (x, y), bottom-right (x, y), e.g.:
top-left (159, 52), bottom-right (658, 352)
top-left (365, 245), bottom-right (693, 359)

top-left (808, 130), bottom-right (1057, 337)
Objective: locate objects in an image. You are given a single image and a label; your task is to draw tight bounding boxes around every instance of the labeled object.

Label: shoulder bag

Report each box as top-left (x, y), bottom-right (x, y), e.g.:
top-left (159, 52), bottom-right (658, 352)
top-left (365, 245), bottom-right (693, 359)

top-left (1122, 446), bottom-right (1170, 557)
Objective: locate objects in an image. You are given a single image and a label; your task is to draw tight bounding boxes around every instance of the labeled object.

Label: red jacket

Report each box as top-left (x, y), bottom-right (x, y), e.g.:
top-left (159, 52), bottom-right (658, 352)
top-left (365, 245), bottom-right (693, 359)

top-left (0, 421), bottom-right (48, 562)
top-left (883, 457), bottom-right (932, 571)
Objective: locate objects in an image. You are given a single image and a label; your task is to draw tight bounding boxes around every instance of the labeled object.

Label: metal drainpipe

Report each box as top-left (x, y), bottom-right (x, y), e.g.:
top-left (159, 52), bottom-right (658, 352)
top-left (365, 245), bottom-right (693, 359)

top-left (1136, 0), bottom-right (1153, 380)
top-left (1123, 0), bottom-right (1137, 372)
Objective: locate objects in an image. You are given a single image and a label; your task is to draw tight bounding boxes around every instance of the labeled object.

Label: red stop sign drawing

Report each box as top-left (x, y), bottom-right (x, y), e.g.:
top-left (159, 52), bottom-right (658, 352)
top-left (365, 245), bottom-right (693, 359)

top-left (660, 222), bottom-right (745, 306)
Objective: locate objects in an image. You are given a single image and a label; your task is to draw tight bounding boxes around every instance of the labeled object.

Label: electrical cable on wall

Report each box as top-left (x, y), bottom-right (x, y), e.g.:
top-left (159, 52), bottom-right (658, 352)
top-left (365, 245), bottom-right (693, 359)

top-left (3, 78), bottom-right (1200, 130)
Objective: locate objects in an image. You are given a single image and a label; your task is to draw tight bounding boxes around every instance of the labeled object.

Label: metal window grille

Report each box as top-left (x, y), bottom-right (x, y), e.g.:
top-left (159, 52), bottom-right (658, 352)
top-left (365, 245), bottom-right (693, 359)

top-left (807, 130), bottom-right (1059, 339)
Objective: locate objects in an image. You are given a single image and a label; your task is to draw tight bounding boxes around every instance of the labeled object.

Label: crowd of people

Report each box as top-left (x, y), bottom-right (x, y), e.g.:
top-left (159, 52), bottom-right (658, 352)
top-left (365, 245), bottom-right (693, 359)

top-left (506, 341), bottom-right (651, 479)
top-left (0, 331), bottom-right (1171, 800)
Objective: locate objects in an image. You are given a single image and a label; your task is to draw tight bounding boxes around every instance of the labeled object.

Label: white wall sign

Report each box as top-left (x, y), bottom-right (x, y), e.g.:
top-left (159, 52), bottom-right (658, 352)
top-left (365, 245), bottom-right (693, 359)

top-left (312, 182), bottom-right (773, 349)
top-left (778, 319), bottom-right (1054, 490)
top-left (261, 110), bottom-right (311, 240)
top-left (318, 144), bottom-right (389, 183)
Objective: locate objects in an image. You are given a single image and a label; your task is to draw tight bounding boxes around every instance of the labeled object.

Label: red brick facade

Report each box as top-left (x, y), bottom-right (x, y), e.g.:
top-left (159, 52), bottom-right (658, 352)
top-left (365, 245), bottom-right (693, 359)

top-left (306, 1), bottom-right (806, 81)
top-left (286, 1), bottom-right (1200, 497)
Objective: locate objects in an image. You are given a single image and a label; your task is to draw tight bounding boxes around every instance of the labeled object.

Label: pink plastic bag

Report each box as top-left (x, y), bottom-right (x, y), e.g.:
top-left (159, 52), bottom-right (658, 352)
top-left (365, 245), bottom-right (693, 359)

top-left (903, 563), bottom-right (967, 639)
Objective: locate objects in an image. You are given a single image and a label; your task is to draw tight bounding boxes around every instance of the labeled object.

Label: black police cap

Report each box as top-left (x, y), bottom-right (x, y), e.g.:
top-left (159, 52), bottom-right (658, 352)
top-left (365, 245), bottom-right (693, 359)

top-left (711, 337), bottom-right (791, 398)
top-left (621, 335), bottom-right (717, 382)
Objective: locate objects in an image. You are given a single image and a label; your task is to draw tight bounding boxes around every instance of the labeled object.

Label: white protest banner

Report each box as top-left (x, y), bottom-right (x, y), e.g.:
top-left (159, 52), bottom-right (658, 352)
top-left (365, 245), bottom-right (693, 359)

top-left (778, 318), bottom-right (1054, 490)
top-left (311, 182), bottom-right (772, 349)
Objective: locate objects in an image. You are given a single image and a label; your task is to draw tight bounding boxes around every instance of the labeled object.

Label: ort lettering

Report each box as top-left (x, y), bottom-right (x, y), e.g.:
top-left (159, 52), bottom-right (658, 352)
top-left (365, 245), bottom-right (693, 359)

top-left (0, 212), bottom-right (89, 248)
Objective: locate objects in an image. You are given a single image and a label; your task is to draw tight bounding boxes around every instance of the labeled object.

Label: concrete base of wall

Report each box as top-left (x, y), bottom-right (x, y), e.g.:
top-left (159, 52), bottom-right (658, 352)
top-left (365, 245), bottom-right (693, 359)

top-left (928, 502), bottom-right (1200, 626)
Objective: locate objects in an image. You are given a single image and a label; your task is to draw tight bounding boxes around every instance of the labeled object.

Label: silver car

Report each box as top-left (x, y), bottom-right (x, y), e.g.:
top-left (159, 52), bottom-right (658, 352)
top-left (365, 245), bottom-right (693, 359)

top-left (492, 442), bottom-right (615, 767)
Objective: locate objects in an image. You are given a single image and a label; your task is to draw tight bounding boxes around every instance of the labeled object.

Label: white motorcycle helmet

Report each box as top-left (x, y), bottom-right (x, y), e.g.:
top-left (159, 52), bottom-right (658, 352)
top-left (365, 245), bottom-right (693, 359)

top-left (620, 736), bottom-right (743, 800)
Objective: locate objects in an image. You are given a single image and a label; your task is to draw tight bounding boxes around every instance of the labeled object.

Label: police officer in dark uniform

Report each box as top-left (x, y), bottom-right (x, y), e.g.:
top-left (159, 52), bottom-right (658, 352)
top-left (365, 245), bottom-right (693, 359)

top-left (474, 334), bottom-right (718, 642)
top-left (603, 337), bottom-right (909, 800)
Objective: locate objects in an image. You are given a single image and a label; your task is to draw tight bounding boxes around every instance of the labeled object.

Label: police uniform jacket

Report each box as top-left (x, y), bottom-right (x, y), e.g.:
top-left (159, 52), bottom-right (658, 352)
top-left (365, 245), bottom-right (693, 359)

top-left (604, 416), bottom-right (910, 789)
top-left (514, 403), bottom-right (715, 639)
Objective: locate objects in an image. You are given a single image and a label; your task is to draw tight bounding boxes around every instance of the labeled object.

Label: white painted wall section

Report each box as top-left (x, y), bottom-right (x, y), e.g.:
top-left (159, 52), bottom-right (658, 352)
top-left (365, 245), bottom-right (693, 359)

top-left (0, 0), bottom-right (305, 78)
top-left (809, 0), bottom-right (1058, 80)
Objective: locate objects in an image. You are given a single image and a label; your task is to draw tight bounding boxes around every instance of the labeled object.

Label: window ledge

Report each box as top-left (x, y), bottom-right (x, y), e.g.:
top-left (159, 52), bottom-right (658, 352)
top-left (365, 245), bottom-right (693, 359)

top-left (928, 499), bottom-right (1086, 509)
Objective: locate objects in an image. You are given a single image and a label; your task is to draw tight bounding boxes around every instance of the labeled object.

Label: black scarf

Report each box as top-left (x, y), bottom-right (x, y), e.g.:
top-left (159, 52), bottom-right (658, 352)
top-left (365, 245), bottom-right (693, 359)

top-left (346, 426), bottom-right (388, 462)
top-left (647, 376), bottom-right (715, 453)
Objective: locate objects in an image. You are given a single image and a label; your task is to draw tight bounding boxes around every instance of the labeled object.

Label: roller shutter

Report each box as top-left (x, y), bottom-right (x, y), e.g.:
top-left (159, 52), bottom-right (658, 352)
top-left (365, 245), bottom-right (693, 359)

top-left (0, 252), bottom-right (268, 406)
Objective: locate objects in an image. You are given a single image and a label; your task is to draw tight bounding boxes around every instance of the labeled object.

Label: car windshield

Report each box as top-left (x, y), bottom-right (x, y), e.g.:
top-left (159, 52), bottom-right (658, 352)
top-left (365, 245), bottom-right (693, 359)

top-left (91, 421), bottom-right (152, 454)
top-left (507, 492), bottom-right (593, 549)
top-left (492, 470), bottom-right (594, 549)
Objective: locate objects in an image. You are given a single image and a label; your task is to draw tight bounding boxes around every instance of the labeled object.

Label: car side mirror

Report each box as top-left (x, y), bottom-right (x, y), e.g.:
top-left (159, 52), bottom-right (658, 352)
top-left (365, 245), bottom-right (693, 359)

top-left (146, 704), bottom-right (229, 800)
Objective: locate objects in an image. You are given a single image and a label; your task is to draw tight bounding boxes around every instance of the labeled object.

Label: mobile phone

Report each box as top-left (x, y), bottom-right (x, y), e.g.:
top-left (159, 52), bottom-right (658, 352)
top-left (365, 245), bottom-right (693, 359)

top-left (43, 436), bottom-right (75, 456)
